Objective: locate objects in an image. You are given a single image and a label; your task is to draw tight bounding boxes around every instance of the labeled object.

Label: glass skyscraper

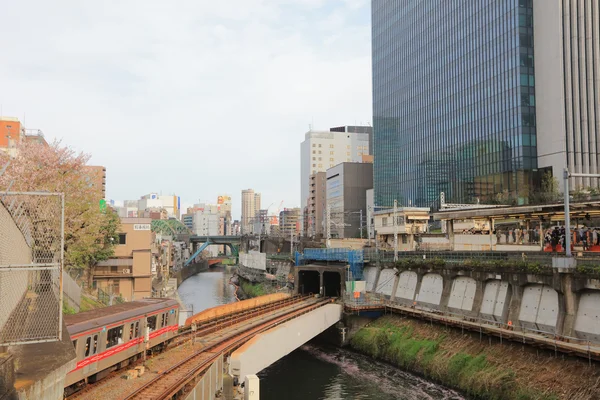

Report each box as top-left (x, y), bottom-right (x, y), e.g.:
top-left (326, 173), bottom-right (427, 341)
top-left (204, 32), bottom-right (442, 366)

top-left (372, 0), bottom-right (538, 208)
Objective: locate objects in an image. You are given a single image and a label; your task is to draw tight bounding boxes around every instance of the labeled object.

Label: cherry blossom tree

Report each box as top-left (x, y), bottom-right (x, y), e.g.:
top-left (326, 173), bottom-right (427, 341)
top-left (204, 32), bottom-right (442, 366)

top-left (0, 141), bottom-right (119, 274)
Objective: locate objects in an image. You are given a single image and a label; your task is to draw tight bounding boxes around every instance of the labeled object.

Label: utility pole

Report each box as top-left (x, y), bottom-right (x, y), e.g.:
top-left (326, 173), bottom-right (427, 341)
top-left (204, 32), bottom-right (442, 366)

top-left (393, 199), bottom-right (398, 262)
top-left (360, 209), bottom-right (364, 239)
top-left (290, 230), bottom-right (294, 257)
top-left (326, 204), bottom-right (331, 248)
top-left (367, 205), bottom-right (372, 245)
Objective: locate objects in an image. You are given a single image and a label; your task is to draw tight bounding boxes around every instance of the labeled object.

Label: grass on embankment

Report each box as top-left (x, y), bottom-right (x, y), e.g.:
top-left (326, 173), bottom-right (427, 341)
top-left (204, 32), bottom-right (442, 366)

top-left (351, 316), bottom-right (600, 400)
top-left (240, 281), bottom-right (269, 298)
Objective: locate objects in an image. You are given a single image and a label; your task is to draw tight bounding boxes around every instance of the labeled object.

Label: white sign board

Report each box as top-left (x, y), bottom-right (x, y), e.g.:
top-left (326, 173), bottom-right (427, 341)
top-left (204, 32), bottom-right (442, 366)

top-left (134, 224), bottom-right (151, 231)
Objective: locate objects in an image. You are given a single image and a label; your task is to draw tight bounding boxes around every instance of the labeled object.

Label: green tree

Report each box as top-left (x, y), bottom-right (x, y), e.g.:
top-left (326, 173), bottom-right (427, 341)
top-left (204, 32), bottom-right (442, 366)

top-left (540, 171), bottom-right (560, 203)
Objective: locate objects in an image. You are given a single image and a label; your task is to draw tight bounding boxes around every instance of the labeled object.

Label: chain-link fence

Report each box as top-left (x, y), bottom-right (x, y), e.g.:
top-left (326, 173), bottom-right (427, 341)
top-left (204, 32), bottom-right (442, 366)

top-left (0, 191), bottom-right (64, 346)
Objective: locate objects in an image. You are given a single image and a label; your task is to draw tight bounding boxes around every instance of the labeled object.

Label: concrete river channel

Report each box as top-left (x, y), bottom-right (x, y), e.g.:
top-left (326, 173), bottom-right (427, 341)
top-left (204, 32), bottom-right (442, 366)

top-left (177, 266), bottom-right (463, 400)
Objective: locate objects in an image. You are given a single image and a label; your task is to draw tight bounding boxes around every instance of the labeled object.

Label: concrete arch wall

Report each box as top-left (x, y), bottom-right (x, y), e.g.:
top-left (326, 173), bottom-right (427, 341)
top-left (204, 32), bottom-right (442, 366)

top-left (0, 203), bottom-right (32, 332)
top-left (363, 266), bottom-right (378, 292)
top-left (375, 268), bottom-right (396, 296)
top-left (417, 273), bottom-right (443, 308)
top-left (395, 271), bottom-right (418, 305)
top-left (518, 284), bottom-right (560, 334)
top-left (447, 276), bottom-right (477, 313)
top-left (574, 290), bottom-right (600, 342)
top-left (480, 280), bottom-right (511, 323)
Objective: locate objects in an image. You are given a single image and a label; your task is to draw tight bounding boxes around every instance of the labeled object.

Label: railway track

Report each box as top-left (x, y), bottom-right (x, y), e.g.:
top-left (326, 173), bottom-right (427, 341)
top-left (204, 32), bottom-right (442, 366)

top-left (66, 295), bottom-right (311, 399)
top-left (124, 297), bottom-right (332, 400)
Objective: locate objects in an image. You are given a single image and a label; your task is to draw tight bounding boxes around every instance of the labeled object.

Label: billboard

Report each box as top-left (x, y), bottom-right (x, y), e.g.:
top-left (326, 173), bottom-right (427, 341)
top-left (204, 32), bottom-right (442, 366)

top-left (217, 195), bottom-right (231, 205)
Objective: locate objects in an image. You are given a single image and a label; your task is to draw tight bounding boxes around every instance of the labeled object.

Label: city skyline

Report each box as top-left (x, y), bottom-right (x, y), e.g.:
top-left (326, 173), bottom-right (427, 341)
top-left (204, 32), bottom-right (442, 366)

top-left (0, 0), bottom-right (372, 218)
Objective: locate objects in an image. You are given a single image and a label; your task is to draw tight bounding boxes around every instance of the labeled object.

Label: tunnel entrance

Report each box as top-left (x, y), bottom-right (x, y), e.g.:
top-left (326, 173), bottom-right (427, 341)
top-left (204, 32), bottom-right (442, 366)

top-left (298, 270), bottom-right (320, 295)
top-left (323, 271), bottom-right (342, 298)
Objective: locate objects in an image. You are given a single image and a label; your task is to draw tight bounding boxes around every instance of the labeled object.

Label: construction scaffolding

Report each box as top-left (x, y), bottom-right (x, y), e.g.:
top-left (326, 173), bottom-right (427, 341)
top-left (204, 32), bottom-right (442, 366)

top-left (295, 248), bottom-right (364, 281)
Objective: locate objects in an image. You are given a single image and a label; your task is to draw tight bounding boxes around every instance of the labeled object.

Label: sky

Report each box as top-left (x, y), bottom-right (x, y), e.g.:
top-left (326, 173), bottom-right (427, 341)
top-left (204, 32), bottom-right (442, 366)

top-left (0, 0), bottom-right (372, 220)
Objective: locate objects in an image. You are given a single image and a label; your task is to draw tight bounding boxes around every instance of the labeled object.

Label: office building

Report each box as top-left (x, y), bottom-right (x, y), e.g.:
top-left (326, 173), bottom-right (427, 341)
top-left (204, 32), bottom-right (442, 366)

top-left (300, 127), bottom-right (371, 211)
top-left (1, 117), bottom-right (48, 157)
top-left (241, 189), bottom-right (260, 234)
top-left (138, 193), bottom-right (180, 219)
top-left (306, 172), bottom-right (326, 237)
top-left (326, 162), bottom-right (373, 238)
top-left (535, 0), bottom-right (600, 189)
top-left (372, 0), bottom-right (599, 207)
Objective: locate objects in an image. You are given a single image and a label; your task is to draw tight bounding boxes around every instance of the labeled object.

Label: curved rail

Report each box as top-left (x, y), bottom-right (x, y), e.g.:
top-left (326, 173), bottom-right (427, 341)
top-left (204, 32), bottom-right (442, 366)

top-left (66, 295), bottom-right (308, 399)
top-left (124, 297), bottom-right (332, 400)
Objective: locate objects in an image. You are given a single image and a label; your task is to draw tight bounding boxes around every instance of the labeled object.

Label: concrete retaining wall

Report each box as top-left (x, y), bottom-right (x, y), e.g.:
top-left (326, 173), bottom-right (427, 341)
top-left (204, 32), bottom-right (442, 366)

top-left (239, 252), bottom-right (266, 271)
top-left (363, 267), bottom-right (378, 292)
top-left (394, 271), bottom-right (418, 305)
top-left (375, 269), bottom-right (395, 296)
top-left (183, 354), bottom-right (224, 400)
top-left (367, 264), bottom-right (600, 343)
top-left (0, 202), bottom-right (32, 332)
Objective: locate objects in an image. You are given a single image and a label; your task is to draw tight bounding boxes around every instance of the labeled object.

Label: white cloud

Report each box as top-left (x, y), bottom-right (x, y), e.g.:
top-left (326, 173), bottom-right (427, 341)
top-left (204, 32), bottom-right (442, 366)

top-left (0, 0), bottom-right (372, 219)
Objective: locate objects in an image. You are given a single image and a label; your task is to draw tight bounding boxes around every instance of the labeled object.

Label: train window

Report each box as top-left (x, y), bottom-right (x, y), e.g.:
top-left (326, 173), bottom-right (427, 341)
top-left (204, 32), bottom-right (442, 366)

top-left (106, 325), bottom-right (124, 348)
top-left (161, 313), bottom-right (166, 328)
top-left (85, 337), bottom-right (91, 357)
top-left (72, 339), bottom-right (77, 351)
top-left (93, 335), bottom-right (98, 354)
top-left (147, 316), bottom-right (157, 331)
top-left (129, 323), bottom-right (134, 340)
top-left (135, 322), bottom-right (139, 337)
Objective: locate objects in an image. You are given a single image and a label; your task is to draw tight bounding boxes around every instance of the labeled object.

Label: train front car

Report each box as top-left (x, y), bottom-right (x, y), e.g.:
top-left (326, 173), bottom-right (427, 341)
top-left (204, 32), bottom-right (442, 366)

top-left (64, 298), bottom-right (179, 396)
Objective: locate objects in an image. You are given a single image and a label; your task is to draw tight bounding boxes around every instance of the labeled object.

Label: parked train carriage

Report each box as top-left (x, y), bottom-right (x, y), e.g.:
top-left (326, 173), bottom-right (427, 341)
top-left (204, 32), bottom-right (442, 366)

top-left (64, 298), bottom-right (179, 392)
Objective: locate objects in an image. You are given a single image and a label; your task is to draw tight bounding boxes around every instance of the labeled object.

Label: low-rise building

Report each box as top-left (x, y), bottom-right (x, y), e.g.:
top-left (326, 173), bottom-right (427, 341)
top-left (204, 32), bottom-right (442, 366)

top-left (373, 207), bottom-right (430, 251)
top-left (93, 218), bottom-right (153, 301)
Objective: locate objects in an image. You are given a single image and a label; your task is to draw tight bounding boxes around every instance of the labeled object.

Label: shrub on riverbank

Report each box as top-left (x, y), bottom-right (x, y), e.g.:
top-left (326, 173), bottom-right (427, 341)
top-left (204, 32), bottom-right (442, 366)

top-left (240, 281), bottom-right (268, 298)
top-left (350, 316), bottom-right (599, 400)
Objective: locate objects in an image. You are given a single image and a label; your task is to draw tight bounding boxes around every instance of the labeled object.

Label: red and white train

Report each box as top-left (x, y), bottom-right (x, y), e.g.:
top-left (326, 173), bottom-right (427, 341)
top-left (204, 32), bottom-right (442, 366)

top-left (64, 298), bottom-right (179, 395)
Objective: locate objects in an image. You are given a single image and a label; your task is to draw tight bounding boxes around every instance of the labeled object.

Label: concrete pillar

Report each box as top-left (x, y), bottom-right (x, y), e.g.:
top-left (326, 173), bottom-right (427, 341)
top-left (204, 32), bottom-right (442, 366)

top-left (447, 220), bottom-right (455, 250)
top-left (440, 274), bottom-right (453, 311)
top-left (372, 267), bottom-right (382, 293)
top-left (412, 272), bottom-right (424, 306)
top-left (389, 272), bottom-right (400, 302)
top-left (471, 279), bottom-right (485, 316)
top-left (561, 273), bottom-right (578, 337)
top-left (488, 218), bottom-right (494, 251)
top-left (319, 270), bottom-right (324, 297)
top-left (506, 283), bottom-right (524, 329)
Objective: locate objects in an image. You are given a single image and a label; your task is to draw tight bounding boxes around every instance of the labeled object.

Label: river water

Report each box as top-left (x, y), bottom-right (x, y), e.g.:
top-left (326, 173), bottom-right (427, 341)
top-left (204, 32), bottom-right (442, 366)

top-left (177, 267), bottom-right (464, 400)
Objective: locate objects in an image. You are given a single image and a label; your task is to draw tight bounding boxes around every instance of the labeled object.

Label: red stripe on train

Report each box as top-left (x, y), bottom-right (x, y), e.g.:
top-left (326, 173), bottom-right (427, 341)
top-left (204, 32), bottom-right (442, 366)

top-left (69, 324), bottom-right (179, 373)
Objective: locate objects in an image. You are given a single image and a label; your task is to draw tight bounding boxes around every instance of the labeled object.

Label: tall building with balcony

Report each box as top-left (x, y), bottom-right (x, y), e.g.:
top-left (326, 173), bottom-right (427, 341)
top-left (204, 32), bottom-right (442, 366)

top-left (306, 172), bottom-right (326, 237)
top-left (241, 189), bottom-right (260, 234)
top-left (372, 0), bottom-right (599, 207)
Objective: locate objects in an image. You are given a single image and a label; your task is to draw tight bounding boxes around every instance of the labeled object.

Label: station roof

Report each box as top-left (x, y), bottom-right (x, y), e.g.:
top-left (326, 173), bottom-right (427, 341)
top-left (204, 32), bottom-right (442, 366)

top-left (433, 200), bottom-right (600, 221)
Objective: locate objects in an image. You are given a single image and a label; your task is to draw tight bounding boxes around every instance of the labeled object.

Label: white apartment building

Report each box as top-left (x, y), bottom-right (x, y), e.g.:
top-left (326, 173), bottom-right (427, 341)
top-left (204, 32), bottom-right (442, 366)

top-left (300, 129), bottom-right (370, 211)
top-left (138, 193), bottom-right (181, 219)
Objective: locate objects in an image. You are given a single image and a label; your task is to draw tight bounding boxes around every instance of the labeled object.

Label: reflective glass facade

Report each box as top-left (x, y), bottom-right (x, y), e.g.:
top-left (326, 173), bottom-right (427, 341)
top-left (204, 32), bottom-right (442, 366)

top-left (372, 0), bottom-right (537, 208)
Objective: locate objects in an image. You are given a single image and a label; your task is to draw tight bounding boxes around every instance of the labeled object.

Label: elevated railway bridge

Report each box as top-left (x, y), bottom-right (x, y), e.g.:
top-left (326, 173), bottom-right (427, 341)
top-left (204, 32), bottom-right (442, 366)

top-left (68, 294), bottom-right (340, 400)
